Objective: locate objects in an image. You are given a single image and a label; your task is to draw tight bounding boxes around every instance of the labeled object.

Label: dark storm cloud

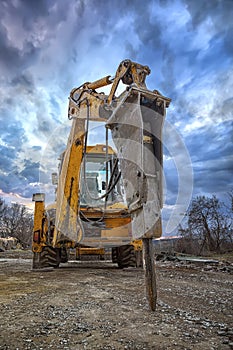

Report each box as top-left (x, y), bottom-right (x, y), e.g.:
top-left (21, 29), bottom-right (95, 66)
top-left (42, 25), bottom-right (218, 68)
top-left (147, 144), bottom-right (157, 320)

top-left (0, 145), bottom-right (17, 172)
top-left (163, 167), bottom-right (178, 205)
top-left (11, 72), bottom-right (34, 91)
top-left (1, 123), bottom-right (24, 146)
top-left (211, 95), bottom-right (233, 124)
top-left (20, 159), bottom-right (40, 183)
top-left (0, 155), bottom-right (45, 197)
top-left (182, 0), bottom-right (233, 60)
top-left (0, 0), bottom-right (232, 208)
top-left (13, 0), bottom-right (51, 18)
top-left (0, 172), bottom-right (25, 194)
top-left (0, 172), bottom-right (39, 197)
top-left (183, 0), bottom-right (233, 29)
top-left (0, 106), bottom-right (42, 197)
top-left (0, 0), bottom-right (68, 80)
top-left (194, 167), bottom-right (232, 195)
top-left (0, 145), bottom-right (41, 193)
top-left (185, 121), bottom-right (233, 162)
top-left (0, 21), bottom-right (19, 66)
top-left (184, 121), bottom-right (233, 195)
top-left (0, 113), bottom-right (26, 149)
top-left (0, 20), bottom-right (39, 79)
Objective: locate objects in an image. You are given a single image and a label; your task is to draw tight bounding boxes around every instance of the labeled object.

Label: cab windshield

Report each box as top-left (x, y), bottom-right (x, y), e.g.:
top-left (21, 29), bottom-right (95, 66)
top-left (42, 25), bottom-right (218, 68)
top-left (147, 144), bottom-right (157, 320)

top-left (80, 153), bottom-right (124, 207)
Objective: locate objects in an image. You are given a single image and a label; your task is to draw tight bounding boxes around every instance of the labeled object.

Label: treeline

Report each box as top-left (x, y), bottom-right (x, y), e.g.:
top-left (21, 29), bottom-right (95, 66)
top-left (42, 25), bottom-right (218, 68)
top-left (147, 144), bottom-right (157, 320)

top-left (1, 192), bottom-right (233, 254)
top-left (176, 192), bottom-right (233, 255)
top-left (0, 198), bottom-right (33, 248)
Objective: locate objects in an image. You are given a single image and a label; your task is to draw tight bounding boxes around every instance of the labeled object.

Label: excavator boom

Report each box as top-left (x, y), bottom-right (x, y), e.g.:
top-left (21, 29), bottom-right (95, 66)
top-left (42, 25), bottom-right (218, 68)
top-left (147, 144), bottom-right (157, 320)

top-left (54, 59), bottom-right (170, 245)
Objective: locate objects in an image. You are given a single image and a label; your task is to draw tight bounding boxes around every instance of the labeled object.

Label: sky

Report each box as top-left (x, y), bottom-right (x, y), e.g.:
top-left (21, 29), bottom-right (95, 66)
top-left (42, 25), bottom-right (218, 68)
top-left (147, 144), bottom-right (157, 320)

top-left (0, 0), bottom-right (232, 235)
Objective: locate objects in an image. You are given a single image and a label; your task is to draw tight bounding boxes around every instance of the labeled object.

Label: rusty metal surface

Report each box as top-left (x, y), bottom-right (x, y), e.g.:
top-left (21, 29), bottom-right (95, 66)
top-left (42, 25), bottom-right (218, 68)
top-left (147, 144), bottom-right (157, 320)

top-left (107, 59), bottom-right (151, 104)
top-left (143, 238), bottom-right (157, 311)
top-left (86, 75), bottom-right (113, 90)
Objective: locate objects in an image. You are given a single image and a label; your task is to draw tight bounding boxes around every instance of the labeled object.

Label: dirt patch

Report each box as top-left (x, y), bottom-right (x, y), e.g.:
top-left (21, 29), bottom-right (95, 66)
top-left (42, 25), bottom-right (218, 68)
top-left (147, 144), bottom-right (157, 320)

top-left (0, 251), bottom-right (232, 350)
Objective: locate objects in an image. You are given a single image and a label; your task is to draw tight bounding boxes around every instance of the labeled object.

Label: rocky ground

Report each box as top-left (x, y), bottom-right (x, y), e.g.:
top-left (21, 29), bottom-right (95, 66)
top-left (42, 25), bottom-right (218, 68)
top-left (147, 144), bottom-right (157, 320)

top-left (0, 250), bottom-right (233, 350)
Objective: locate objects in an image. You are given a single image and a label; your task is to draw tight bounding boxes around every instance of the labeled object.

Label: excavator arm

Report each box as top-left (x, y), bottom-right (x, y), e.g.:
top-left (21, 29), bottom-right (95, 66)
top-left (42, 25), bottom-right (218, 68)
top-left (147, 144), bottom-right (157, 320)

top-left (56, 59), bottom-right (170, 242)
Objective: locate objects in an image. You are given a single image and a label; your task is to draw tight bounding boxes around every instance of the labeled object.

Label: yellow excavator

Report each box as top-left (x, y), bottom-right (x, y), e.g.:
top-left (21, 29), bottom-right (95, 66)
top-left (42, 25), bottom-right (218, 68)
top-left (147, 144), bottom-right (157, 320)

top-left (31, 59), bottom-right (171, 310)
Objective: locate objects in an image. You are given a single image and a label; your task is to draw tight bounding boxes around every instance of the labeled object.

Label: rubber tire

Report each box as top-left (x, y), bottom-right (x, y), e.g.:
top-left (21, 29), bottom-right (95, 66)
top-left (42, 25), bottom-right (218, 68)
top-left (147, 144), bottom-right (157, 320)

top-left (135, 250), bottom-right (143, 268)
top-left (116, 244), bottom-right (137, 268)
top-left (32, 246), bottom-right (60, 269)
top-left (60, 247), bottom-right (69, 263)
top-left (112, 247), bottom-right (118, 263)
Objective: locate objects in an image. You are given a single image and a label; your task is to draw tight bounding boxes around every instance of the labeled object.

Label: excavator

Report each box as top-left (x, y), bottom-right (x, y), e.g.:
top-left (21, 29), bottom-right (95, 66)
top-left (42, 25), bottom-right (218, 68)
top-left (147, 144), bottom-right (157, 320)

top-left (31, 59), bottom-right (171, 310)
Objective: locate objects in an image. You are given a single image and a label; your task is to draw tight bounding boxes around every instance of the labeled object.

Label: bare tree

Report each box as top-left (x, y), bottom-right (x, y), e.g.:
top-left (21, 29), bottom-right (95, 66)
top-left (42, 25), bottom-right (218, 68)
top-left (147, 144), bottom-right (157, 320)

top-left (225, 189), bottom-right (233, 245)
top-left (0, 201), bottom-right (33, 248)
top-left (178, 195), bottom-right (233, 254)
top-left (0, 198), bottom-right (8, 237)
top-left (175, 224), bottom-right (200, 255)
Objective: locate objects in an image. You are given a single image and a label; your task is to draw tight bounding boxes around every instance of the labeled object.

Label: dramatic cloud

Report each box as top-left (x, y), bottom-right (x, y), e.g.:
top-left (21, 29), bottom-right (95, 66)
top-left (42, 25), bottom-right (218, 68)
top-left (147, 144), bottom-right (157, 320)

top-left (0, 0), bottom-right (232, 235)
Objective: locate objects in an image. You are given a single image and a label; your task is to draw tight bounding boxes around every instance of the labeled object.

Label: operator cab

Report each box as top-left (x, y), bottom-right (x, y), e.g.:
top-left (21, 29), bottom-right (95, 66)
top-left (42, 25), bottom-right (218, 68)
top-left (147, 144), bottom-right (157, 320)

top-left (80, 144), bottom-right (124, 208)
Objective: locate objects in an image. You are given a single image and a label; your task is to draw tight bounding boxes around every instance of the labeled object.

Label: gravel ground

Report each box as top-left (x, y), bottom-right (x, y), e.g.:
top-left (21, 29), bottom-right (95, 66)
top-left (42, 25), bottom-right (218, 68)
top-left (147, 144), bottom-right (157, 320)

top-left (0, 250), bottom-right (232, 350)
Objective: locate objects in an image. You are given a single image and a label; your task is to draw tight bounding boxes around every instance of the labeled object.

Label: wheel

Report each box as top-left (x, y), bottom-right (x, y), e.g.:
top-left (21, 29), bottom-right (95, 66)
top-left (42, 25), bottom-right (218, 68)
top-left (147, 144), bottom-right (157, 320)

top-left (32, 246), bottom-right (60, 269)
top-left (60, 247), bottom-right (69, 263)
top-left (112, 247), bottom-right (118, 263)
top-left (135, 250), bottom-right (143, 268)
top-left (116, 244), bottom-right (137, 268)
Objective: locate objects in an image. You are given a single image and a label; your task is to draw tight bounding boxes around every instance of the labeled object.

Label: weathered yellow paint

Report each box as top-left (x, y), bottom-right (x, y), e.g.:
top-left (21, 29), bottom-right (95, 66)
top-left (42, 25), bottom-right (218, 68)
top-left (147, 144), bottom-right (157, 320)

top-left (106, 202), bottom-right (128, 210)
top-left (85, 75), bottom-right (112, 90)
top-left (131, 239), bottom-right (143, 251)
top-left (103, 217), bottom-right (131, 229)
top-left (33, 201), bottom-right (45, 234)
top-left (53, 118), bottom-right (85, 245)
top-left (32, 201), bottom-right (47, 253)
top-left (86, 144), bottom-right (115, 155)
top-left (76, 247), bottom-right (105, 256)
top-left (101, 223), bottom-right (130, 238)
top-left (69, 90), bottom-right (106, 121)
